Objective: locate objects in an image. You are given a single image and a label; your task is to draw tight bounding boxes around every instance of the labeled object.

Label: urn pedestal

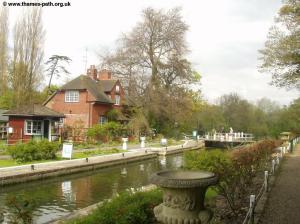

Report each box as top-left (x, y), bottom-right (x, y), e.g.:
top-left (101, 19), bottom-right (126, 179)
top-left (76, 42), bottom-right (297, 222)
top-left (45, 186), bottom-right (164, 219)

top-left (150, 170), bottom-right (218, 224)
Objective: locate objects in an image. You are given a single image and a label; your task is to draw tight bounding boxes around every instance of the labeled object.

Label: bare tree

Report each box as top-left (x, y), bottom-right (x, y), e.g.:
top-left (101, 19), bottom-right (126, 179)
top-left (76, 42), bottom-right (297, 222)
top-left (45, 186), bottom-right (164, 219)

top-left (100, 7), bottom-right (199, 93)
top-left (10, 7), bottom-right (45, 107)
top-left (99, 7), bottom-right (201, 133)
top-left (0, 7), bottom-right (9, 95)
top-left (45, 55), bottom-right (71, 94)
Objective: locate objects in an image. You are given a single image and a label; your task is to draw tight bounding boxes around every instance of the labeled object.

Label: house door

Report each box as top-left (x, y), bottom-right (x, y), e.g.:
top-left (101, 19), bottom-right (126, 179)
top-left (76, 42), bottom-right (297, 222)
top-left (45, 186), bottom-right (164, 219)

top-left (44, 120), bottom-right (49, 140)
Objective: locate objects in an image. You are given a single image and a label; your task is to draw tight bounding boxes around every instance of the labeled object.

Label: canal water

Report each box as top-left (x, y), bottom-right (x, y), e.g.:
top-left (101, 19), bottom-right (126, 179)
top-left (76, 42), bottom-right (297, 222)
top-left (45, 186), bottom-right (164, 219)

top-left (0, 153), bottom-right (186, 223)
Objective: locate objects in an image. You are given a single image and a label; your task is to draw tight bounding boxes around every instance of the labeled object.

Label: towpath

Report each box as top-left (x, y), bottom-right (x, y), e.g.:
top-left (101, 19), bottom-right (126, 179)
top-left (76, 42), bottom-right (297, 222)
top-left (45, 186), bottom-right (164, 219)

top-left (259, 143), bottom-right (300, 224)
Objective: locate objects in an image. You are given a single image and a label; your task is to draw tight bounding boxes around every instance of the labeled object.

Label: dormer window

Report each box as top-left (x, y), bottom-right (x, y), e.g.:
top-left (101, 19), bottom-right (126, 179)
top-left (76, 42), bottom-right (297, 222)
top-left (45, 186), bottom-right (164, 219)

top-left (115, 95), bottom-right (120, 105)
top-left (65, 90), bottom-right (79, 102)
top-left (116, 85), bottom-right (120, 93)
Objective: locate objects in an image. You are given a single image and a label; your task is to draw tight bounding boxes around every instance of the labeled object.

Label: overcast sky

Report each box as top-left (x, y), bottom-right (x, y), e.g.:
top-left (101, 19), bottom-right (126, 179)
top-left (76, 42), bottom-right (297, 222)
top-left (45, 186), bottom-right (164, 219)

top-left (6, 0), bottom-right (299, 105)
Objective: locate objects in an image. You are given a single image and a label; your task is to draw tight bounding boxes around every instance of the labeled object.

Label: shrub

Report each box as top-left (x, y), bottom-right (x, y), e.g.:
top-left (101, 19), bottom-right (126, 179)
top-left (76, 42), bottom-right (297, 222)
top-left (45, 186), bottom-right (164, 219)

top-left (7, 140), bottom-right (60, 163)
top-left (184, 139), bottom-right (281, 215)
top-left (67, 189), bottom-right (162, 224)
top-left (184, 150), bottom-right (240, 214)
top-left (5, 195), bottom-right (36, 224)
top-left (87, 122), bottom-right (125, 143)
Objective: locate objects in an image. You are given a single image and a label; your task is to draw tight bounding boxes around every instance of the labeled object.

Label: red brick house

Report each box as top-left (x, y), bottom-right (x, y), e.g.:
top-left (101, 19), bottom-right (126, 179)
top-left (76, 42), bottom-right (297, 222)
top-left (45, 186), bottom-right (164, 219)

top-left (44, 65), bottom-right (126, 128)
top-left (3, 105), bottom-right (65, 144)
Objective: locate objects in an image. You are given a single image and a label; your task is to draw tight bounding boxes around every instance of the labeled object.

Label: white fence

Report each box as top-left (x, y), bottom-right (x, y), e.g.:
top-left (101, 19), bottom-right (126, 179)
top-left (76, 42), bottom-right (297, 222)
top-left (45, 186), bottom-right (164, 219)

top-left (242, 137), bottom-right (299, 224)
top-left (205, 132), bottom-right (254, 142)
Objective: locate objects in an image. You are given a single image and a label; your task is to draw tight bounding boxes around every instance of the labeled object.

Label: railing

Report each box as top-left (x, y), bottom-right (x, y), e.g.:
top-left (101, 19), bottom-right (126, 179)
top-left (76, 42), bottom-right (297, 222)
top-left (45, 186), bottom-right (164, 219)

top-left (242, 138), bottom-right (299, 224)
top-left (289, 136), bottom-right (300, 153)
top-left (204, 132), bottom-right (254, 142)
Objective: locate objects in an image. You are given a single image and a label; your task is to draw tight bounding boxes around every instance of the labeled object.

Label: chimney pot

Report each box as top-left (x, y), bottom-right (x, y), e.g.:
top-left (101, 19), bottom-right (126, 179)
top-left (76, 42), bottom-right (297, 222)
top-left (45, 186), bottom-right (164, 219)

top-left (87, 65), bottom-right (98, 80)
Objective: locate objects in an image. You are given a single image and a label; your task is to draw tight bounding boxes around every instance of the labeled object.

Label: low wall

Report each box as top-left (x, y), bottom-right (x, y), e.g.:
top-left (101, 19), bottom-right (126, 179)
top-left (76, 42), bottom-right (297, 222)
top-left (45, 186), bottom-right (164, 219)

top-left (0, 140), bottom-right (204, 186)
top-left (0, 153), bottom-right (156, 186)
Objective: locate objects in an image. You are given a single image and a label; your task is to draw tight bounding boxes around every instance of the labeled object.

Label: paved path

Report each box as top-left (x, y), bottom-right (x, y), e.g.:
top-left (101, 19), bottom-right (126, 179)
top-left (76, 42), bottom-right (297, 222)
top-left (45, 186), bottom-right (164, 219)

top-left (259, 144), bottom-right (300, 224)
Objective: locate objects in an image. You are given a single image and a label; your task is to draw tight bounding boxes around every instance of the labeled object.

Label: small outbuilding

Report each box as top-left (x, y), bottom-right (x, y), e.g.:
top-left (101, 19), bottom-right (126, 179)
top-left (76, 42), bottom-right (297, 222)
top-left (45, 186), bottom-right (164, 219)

top-left (3, 104), bottom-right (65, 145)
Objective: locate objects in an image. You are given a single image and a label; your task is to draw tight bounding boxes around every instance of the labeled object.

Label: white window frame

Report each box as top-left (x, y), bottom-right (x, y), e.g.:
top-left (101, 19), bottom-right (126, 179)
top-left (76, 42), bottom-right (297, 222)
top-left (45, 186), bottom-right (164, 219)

top-left (65, 90), bottom-right (79, 103)
top-left (115, 85), bottom-right (120, 93)
top-left (115, 95), bottom-right (120, 105)
top-left (99, 116), bottom-right (107, 125)
top-left (25, 120), bottom-right (43, 135)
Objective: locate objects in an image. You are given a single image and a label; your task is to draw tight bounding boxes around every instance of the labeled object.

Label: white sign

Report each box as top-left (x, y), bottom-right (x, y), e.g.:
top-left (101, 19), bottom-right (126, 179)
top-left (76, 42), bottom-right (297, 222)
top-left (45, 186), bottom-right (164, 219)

top-left (140, 136), bottom-right (146, 148)
top-left (122, 138), bottom-right (128, 150)
top-left (62, 143), bottom-right (73, 159)
top-left (8, 127), bottom-right (13, 134)
top-left (161, 138), bottom-right (167, 146)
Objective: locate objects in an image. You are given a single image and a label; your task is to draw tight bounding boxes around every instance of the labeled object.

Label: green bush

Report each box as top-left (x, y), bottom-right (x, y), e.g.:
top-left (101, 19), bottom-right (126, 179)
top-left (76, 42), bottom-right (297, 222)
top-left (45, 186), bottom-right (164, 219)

top-left (87, 122), bottom-right (125, 143)
top-left (67, 189), bottom-right (162, 224)
top-left (184, 140), bottom-right (280, 215)
top-left (7, 140), bottom-right (60, 163)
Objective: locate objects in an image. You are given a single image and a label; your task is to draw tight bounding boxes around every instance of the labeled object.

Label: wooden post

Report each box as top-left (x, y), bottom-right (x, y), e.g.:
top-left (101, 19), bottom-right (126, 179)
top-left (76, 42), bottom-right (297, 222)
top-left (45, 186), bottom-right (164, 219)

top-left (272, 159), bottom-right (276, 174)
top-left (250, 195), bottom-right (256, 224)
top-left (264, 171), bottom-right (269, 192)
top-left (276, 153), bottom-right (280, 165)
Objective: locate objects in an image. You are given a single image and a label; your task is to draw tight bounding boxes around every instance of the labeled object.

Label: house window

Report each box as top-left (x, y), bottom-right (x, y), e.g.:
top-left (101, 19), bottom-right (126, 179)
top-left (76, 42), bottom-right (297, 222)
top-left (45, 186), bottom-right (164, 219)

top-left (99, 116), bottom-right (107, 125)
top-left (115, 85), bottom-right (120, 93)
top-left (115, 95), bottom-right (120, 105)
top-left (65, 90), bottom-right (79, 102)
top-left (25, 120), bottom-right (43, 135)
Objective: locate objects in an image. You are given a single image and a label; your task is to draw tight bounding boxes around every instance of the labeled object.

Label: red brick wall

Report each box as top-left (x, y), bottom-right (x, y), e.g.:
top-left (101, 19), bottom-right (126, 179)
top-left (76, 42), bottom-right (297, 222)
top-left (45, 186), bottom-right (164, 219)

top-left (8, 117), bottom-right (32, 144)
top-left (45, 80), bottom-right (126, 128)
top-left (46, 90), bottom-right (93, 128)
top-left (109, 80), bottom-right (125, 109)
top-left (91, 104), bottom-right (112, 125)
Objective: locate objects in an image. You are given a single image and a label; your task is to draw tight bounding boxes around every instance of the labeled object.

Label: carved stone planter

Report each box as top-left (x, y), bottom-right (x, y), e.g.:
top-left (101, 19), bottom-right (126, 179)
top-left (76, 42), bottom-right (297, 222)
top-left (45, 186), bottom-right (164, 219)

top-left (150, 170), bottom-right (218, 224)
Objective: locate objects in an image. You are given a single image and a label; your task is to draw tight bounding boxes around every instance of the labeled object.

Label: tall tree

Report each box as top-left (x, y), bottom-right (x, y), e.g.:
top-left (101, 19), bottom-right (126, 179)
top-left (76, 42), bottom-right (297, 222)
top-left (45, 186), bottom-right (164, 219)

top-left (100, 7), bottom-right (199, 99)
top-left (259, 0), bottom-right (300, 90)
top-left (10, 7), bottom-right (45, 107)
top-left (0, 7), bottom-right (9, 95)
top-left (45, 55), bottom-right (71, 94)
top-left (99, 7), bottom-right (201, 134)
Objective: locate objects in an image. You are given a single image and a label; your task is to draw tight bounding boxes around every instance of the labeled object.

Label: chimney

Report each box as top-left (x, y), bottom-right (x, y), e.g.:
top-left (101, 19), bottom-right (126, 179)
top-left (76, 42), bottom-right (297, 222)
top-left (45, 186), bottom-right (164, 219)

top-left (87, 65), bottom-right (98, 80)
top-left (98, 69), bottom-right (112, 80)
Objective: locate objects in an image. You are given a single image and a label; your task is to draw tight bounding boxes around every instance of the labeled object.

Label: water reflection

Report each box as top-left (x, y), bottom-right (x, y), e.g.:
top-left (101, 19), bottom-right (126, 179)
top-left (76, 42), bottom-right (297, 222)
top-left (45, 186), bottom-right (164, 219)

top-left (0, 153), bottom-right (187, 223)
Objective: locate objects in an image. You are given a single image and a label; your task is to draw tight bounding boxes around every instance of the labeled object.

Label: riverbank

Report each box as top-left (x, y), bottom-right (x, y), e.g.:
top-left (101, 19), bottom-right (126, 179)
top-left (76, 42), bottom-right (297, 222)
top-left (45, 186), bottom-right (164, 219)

top-left (0, 140), bottom-right (203, 186)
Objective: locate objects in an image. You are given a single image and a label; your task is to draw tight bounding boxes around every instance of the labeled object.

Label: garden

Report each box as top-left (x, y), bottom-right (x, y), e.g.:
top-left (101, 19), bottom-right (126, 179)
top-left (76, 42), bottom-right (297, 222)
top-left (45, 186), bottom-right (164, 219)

top-left (45, 139), bottom-right (281, 224)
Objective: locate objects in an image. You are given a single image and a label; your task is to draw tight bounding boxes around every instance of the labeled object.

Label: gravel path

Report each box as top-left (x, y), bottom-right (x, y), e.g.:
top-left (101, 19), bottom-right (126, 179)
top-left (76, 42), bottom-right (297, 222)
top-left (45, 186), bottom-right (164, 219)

top-left (259, 144), bottom-right (300, 224)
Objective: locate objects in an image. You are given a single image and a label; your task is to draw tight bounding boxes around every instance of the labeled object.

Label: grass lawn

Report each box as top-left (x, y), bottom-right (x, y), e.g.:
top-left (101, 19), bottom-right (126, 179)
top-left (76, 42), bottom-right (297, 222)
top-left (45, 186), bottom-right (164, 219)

top-left (71, 148), bottom-right (125, 159)
top-left (0, 158), bottom-right (63, 167)
top-left (0, 148), bottom-right (125, 168)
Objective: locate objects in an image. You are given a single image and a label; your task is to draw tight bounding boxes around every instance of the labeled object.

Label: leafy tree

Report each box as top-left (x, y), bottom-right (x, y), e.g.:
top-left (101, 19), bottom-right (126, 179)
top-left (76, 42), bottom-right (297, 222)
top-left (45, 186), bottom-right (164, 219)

top-left (45, 55), bottom-right (71, 94)
top-left (259, 0), bottom-right (300, 90)
top-left (218, 93), bottom-right (255, 132)
top-left (197, 104), bottom-right (226, 133)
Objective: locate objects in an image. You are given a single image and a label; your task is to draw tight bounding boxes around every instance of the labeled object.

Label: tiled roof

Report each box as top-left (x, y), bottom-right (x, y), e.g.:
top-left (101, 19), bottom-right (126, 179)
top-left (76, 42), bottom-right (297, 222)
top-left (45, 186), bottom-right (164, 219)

top-left (98, 80), bottom-right (117, 92)
top-left (3, 105), bottom-right (65, 118)
top-left (60, 75), bottom-right (113, 104)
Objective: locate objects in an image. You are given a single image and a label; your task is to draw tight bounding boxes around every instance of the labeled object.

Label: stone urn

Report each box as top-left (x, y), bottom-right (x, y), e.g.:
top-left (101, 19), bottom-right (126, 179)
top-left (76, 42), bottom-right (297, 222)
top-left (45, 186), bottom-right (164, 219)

top-left (150, 170), bottom-right (218, 224)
